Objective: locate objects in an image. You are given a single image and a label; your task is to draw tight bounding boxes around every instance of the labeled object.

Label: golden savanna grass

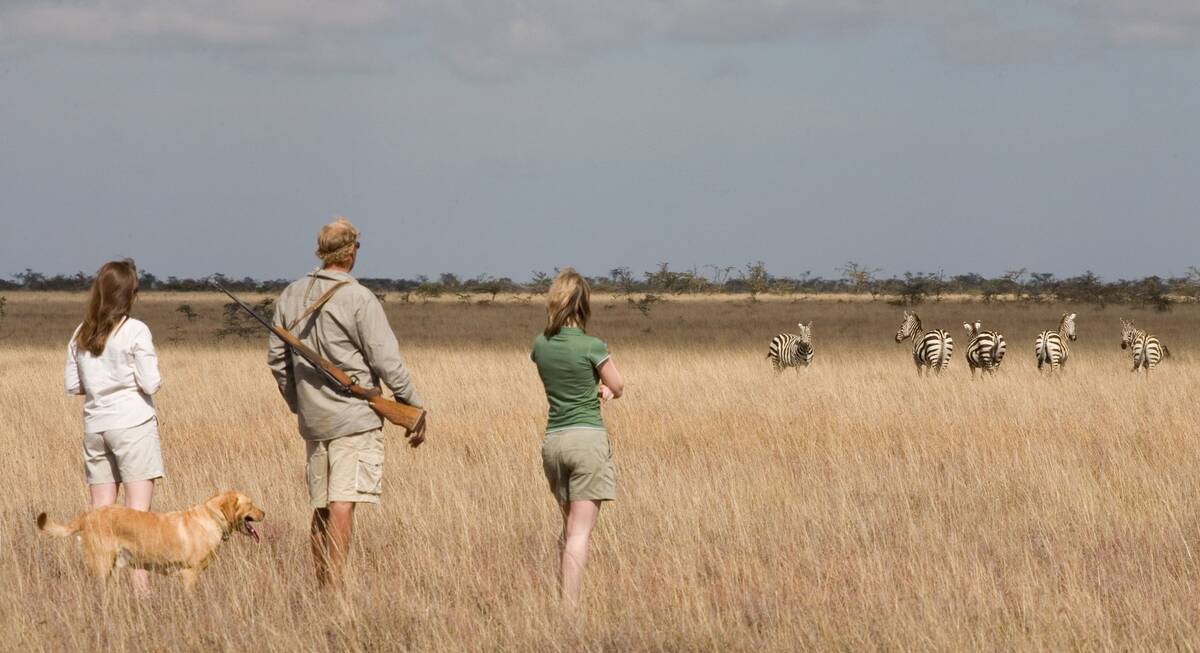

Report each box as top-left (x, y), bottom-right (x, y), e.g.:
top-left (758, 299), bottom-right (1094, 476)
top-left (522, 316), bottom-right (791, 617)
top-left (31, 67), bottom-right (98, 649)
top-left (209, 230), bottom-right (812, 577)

top-left (2, 292), bottom-right (1198, 651)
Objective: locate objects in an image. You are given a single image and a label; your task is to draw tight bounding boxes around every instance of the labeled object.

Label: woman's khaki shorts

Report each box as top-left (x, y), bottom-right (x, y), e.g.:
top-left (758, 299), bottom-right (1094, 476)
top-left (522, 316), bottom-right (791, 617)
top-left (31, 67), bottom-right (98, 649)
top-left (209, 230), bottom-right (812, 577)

top-left (305, 429), bottom-right (385, 509)
top-left (83, 417), bottom-right (164, 485)
top-left (541, 428), bottom-right (615, 504)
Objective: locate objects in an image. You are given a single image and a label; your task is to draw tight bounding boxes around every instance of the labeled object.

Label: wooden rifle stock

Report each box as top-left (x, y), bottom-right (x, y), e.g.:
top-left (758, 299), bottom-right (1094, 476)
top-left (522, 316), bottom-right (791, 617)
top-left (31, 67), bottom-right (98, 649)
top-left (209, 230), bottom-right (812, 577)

top-left (212, 280), bottom-right (426, 435)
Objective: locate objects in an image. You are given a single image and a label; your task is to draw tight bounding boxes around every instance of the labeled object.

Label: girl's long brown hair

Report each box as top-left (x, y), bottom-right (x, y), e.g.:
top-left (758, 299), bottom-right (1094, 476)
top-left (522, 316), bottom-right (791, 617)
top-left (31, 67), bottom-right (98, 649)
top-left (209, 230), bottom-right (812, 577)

top-left (544, 268), bottom-right (591, 338)
top-left (76, 260), bottom-right (139, 356)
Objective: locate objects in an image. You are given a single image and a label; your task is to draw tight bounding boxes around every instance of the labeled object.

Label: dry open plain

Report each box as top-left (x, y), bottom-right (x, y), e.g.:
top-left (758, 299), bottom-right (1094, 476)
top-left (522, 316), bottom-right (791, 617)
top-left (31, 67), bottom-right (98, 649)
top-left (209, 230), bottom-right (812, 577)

top-left (1, 291), bottom-right (1198, 651)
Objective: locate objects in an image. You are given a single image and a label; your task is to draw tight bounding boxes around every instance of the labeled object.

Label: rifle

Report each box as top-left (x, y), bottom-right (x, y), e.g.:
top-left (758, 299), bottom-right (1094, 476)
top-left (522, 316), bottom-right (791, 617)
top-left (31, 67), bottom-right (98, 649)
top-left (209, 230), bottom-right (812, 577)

top-left (212, 280), bottom-right (427, 439)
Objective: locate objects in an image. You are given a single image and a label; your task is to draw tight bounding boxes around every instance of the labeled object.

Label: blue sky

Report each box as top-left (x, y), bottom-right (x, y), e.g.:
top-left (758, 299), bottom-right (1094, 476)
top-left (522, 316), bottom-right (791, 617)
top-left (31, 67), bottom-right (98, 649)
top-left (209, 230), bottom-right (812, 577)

top-left (1, 1), bottom-right (1197, 282)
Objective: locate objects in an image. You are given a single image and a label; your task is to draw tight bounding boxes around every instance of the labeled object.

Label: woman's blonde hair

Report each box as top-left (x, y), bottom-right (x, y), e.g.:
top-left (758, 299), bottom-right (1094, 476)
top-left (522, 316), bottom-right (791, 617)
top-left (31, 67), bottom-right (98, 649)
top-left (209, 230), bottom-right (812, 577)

top-left (76, 259), bottom-right (139, 356)
top-left (544, 268), bottom-right (591, 338)
top-left (315, 217), bottom-right (360, 266)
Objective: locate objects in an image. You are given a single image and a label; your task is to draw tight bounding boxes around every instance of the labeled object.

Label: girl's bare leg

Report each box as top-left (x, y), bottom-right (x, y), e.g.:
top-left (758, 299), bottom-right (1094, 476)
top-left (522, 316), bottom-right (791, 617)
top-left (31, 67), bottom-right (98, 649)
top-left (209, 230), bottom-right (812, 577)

top-left (89, 483), bottom-right (118, 509)
top-left (558, 500), bottom-right (601, 611)
top-left (123, 480), bottom-right (155, 595)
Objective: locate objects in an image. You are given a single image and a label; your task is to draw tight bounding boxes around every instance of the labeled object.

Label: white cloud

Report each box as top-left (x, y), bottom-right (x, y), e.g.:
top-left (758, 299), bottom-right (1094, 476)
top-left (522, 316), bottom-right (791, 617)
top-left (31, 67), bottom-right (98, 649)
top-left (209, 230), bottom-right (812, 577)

top-left (1060, 0), bottom-right (1200, 47)
top-left (0, 0), bottom-right (401, 68)
top-left (0, 1), bottom-right (1196, 74)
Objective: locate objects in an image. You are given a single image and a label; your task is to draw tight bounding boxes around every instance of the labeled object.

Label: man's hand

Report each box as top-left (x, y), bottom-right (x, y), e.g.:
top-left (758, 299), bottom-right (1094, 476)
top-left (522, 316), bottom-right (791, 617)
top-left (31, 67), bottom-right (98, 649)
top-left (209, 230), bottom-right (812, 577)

top-left (598, 384), bottom-right (614, 402)
top-left (406, 418), bottom-right (427, 448)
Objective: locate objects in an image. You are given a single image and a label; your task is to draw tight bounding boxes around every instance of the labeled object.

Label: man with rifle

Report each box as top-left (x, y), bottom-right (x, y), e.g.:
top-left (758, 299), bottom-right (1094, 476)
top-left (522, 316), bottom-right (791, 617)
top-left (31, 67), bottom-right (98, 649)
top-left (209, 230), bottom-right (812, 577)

top-left (265, 217), bottom-right (426, 589)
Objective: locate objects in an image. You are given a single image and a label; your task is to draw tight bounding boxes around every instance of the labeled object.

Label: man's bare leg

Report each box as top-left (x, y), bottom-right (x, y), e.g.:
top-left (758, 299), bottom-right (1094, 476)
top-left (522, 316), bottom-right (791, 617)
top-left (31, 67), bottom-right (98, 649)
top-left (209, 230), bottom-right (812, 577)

top-left (312, 502), bottom-right (355, 589)
top-left (559, 500), bottom-right (601, 611)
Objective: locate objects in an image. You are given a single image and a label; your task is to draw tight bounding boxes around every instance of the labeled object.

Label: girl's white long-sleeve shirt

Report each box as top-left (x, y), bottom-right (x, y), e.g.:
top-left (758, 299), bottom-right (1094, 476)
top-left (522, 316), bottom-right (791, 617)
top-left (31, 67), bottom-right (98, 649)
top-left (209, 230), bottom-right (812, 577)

top-left (65, 318), bottom-right (161, 433)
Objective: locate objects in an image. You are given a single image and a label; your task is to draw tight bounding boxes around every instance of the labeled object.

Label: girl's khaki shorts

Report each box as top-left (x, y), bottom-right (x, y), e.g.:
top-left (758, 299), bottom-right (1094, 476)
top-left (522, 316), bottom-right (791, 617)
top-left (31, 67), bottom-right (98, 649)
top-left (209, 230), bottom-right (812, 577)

top-left (541, 428), bottom-right (615, 504)
top-left (83, 417), bottom-right (164, 485)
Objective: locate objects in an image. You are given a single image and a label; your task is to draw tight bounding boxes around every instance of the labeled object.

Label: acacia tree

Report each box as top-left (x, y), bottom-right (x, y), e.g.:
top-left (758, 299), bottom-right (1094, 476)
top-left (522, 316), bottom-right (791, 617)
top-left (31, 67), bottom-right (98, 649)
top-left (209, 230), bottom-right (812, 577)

top-left (468, 274), bottom-right (504, 301)
top-left (1182, 266), bottom-right (1200, 303)
top-left (608, 267), bottom-right (636, 296)
top-left (1057, 271), bottom-right (1106, 308)
top-left (14, 269), bottom-right (46, 289)
top-left (895, 272), bottom-right (936, 305)
top-left (742, 261), bottom-right (770, 301)
top-left (644, 263), bottom-right (682, 293)
top-left (1002, 268), bottom-right (1028, 301)
top-left (1132, 276), bottom-right (1172, 311)
top-left (529, 271), bottom-right (552, 294)
top-left (703, 264), bottom-right (737, 287)
top-left (1026, 272), bottom-right (1056, 303)
top-left (837, 261), bottom-right (882, 295)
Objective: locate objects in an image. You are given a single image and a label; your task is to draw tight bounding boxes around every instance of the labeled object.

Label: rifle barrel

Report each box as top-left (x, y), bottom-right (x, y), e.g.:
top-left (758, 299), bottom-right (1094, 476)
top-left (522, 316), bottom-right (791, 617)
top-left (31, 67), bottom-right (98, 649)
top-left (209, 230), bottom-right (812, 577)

top-left (210, 279), bottom-right (351, 393)
top-left (210, 281), bottom-right (277, 332)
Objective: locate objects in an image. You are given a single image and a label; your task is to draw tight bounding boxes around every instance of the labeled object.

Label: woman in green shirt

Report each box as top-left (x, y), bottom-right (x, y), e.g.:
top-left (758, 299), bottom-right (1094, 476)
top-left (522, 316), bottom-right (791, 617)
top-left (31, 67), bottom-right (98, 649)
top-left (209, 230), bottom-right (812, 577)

top-left (531, 268), bottom-right (624, 610)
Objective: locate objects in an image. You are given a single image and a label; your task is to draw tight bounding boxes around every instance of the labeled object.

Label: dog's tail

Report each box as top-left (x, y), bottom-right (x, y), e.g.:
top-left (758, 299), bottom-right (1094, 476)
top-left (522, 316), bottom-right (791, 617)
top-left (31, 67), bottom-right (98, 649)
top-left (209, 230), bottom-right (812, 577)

top-left (36, 513), bottom-right (81, 538)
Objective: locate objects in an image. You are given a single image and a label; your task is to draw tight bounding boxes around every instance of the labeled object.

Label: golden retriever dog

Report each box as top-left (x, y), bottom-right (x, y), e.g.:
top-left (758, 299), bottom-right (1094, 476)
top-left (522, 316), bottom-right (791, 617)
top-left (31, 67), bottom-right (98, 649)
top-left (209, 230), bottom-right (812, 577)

top-left (36, 490), bottom-right (265, 590)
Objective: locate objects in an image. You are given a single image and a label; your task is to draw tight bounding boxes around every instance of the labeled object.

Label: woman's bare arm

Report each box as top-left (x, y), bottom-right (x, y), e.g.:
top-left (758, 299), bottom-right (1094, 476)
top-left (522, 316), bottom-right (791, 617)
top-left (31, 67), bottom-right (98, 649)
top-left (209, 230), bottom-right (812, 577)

top-left (597, 358), bottom-right (624, 399)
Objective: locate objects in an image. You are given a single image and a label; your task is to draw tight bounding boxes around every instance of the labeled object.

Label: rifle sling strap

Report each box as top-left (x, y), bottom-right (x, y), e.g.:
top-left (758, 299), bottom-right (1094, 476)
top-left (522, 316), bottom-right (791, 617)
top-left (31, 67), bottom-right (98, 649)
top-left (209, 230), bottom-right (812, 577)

top-left (286, 280), bottom-right (351, 332)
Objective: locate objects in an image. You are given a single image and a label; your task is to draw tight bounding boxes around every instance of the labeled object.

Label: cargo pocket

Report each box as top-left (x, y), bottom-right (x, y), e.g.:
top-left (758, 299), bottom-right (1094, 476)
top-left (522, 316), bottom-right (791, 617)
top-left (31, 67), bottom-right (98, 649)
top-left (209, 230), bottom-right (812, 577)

top-left (355, 452), bottom-right (384, 496)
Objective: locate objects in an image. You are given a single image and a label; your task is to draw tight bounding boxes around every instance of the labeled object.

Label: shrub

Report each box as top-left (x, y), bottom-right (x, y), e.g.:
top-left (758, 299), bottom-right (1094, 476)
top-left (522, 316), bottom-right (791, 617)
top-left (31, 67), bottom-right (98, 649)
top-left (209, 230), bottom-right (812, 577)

top-left (176, 304), bottom-right (199, 321)
top-left (415, 282), bottom-right (443, 303)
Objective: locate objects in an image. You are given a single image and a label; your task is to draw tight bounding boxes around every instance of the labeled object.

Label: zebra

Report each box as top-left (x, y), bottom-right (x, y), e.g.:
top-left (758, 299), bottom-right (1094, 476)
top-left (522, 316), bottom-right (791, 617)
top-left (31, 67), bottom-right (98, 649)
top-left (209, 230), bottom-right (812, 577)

top-left (962, 320), bottom-right (1006, 376)
top-left (767, 322), bottom-right (814, 370)
top-left (1119, 318), bottom-right (1170, 372)
top-left (1035, 312), bottom-right (1076, 372)
top-left (895, 311), bottom-right (953, 375)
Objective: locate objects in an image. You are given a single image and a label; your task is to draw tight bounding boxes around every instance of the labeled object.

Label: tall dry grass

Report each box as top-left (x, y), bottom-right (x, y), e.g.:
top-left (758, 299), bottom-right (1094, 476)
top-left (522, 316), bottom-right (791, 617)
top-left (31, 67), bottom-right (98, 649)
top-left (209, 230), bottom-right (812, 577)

top-left (2, 293), bottom-right (1198, 651)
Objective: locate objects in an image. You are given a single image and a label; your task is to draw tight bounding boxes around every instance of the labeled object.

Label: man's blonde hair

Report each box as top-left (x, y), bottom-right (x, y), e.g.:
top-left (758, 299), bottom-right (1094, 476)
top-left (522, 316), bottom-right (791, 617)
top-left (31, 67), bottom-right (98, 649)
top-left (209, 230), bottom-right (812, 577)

top-left (315, 217), bottom-right (360, 265)
top-left (544, 268), bottom-right (591, 338)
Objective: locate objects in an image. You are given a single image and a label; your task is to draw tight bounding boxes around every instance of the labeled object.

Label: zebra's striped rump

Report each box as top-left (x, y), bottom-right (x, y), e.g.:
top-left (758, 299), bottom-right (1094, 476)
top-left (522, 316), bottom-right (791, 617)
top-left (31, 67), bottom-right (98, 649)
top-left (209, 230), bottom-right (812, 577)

top-left (914, 330), bottom-right (953, 371)
top-left (1035, 331), bottom-right (1066, 369)
top-left (896, 311), bottom-right (953, 374)
top-left (1035, 312), bottom-right (1076, 372)
top-left (1120, 318), bottom-right (1167, 372)
top-left (963, 321), bottom-right (1006, 375)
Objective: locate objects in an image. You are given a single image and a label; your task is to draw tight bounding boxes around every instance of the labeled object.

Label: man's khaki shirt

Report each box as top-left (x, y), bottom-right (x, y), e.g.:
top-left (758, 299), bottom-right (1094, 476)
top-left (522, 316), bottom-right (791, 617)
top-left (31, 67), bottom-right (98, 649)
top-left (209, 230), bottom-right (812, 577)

top-left (267, 269), bottom-right (423, 441)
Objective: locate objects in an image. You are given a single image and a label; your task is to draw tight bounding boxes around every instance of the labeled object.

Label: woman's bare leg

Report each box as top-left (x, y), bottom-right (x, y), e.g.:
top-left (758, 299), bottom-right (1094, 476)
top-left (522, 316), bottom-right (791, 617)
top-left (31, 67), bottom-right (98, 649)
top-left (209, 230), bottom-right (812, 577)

top-left (123, 480), bottom-right (155, 595)
top-left (557, 504), bottom-right (568, 594)
top-left (89, 483), bottom-right (118, 509)
top-left (559, 500), bottom-right (601, 610)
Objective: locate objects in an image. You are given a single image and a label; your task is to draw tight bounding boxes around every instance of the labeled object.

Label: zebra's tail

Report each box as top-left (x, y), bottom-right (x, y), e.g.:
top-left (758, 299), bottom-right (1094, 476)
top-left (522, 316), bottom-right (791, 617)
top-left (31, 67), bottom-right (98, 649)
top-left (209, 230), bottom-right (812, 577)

top-left (1162, 345), bottom-right (1171, 359)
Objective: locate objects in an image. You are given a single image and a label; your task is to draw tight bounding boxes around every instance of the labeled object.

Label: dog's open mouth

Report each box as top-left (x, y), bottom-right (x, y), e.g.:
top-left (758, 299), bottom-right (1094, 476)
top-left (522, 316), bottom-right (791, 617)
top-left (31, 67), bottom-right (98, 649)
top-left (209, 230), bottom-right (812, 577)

top-left (241, 516), bottom-right (261, 543)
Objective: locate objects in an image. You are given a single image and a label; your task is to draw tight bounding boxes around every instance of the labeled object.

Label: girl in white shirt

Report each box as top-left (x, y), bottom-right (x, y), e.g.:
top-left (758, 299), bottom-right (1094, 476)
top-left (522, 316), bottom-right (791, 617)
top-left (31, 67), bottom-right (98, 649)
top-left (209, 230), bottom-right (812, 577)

top-left (64, 259), bottom-right (163, 593)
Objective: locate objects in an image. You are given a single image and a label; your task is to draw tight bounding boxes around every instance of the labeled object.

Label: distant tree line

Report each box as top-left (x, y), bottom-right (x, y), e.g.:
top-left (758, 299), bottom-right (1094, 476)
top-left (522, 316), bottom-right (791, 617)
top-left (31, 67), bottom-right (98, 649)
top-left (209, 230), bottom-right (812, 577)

top-left (4, 263), bottom-right (1199, 310)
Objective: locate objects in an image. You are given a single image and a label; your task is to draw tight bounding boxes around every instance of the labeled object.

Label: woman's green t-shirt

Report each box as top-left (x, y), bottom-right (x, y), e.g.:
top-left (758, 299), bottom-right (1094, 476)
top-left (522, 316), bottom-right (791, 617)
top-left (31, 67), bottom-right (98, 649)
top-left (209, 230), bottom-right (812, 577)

top-left (531, 327), bottom-right (610, 432)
